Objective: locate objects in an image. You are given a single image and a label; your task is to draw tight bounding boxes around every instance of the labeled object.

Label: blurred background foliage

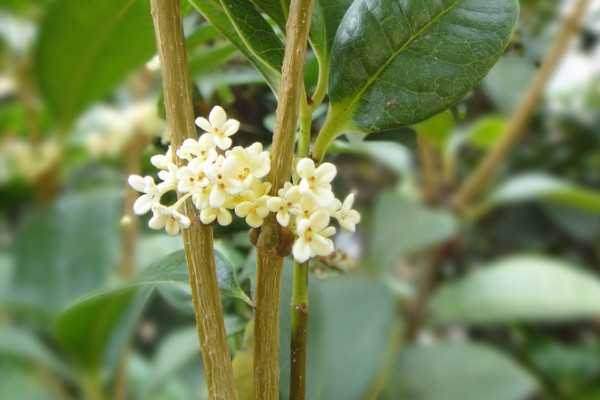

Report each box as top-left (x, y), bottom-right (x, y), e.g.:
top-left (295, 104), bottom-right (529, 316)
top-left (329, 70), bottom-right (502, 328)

top-left (0, 0), bottom-right (599, 399)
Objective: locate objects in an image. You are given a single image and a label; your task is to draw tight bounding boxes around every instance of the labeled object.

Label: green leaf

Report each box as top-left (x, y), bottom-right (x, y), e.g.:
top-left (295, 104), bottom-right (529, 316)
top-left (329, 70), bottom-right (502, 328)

top-left (380, 342), bottom-right (538, 400)
top-left (10, 189), bottom-right (122, 315)
top-left (542, 205), bottom-right (600, 242)
top-left (489, 173), bottom-right (600, 216)
top-left (309, 0), bottom-right (353, 69)
top-left (188, 0), bottom-right (284, 93)
top-left (34, 0), bottom-right (156, 127)
top-left (431, 255), bottom-right (600, 324)
top-left (371, 192), bottom-right (457, 271)
top-left (412, 110), bottom-right (454, 148)
top-left (0, 326), bottom-right (76, 382)
top-left (317, 275), bottom-right (398, 399)
top-left (326, 0), bottom-right (518, 134)
top-left (54, 286), bottom-right (152, 370)
top-left (251, 0), bottom-right (288, 32)
top-left (188, 43), bottom-right (237, 79)
top-left (55, 248), bottom-right (250, 370)
top-left (327, 140), bottom-right (413, 176)
top-left (465, 114), bottom-right (507, 149)
top-left (143, 326), bottom-right (206, 398)
top-left (131, 249), bottom-right (250, 304)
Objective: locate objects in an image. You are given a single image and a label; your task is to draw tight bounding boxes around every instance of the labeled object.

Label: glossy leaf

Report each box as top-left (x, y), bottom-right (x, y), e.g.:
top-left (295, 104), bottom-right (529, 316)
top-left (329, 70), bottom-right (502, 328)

top-left (188, 0), bottom-right (284, 93)
top-left (309, 0), bottom-right (354, 67)
top-left (489, 173), bottom-right (600, 216)
top-left (251, 0), bottom-right (288, 31)
top-left (371, 192), bottom-right (457, 271)
top-left (10, 190), bottom-right (122, 315)
top-left (326, 0), bottom-right (518, 134)
top-left (35, 0), bottom-right (156, 127)
top-left (380, 343), bottom-right (538, 400)
top-left (431, 255), bottom-right (600, 324)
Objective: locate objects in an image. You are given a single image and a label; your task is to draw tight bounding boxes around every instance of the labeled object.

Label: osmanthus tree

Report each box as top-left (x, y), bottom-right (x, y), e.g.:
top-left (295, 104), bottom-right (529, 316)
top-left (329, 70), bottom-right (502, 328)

top-left (5, 0), bottom-right (600, 399)
top-left (134, 0), bottom-right (518, 399)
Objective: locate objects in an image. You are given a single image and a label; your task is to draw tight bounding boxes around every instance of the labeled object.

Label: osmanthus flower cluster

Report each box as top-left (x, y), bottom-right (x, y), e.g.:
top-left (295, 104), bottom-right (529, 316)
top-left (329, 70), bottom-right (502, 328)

top-left (129, 106), bottom-right (360, 263)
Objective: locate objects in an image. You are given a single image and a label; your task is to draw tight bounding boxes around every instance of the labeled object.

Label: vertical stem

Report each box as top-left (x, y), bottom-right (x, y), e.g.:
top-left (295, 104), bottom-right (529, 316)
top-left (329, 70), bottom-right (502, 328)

top-left (451, 0), bottom-right (591, 211)
top-left (417, 135), bottom-right (437, 205)
top-left (119, 131), bottom-right (148, 279)
top-left (254, 0), bottom-right (314, 399)
top-left (289, 261), bottom-right (309, 400)
top-left (149, 1), bottom-right (237, 399)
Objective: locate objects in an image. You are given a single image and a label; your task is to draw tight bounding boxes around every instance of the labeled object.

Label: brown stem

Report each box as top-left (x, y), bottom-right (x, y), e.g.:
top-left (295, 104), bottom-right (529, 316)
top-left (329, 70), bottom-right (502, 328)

top-left (404, 245), bottom-right (447, 342)
top-left (452, 0), bottom-right (592, 212)
top-left (254, 0), bottom-right (314, 399)
top-left (149, 1), bottom-right (237, 399)
top-left (417, 135), bottom-right (438, 205)
top-left (118, 130), bottom-right (149, 279)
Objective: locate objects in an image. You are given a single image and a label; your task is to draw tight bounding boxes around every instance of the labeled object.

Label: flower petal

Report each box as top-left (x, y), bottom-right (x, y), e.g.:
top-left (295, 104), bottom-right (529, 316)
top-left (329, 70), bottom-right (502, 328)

top-left (292, 238), bottom-right (311, 263)
top-left (209, 106), bottom-right (226, 129)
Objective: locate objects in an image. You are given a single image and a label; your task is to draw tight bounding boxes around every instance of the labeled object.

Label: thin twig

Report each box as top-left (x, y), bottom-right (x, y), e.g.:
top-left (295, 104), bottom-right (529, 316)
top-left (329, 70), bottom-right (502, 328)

top-left (452, 0), bottom-right (592, 212)
top-left (254, 0), bottom-right (314, 399)
top-left (149, 1), bottom-right (237, 398)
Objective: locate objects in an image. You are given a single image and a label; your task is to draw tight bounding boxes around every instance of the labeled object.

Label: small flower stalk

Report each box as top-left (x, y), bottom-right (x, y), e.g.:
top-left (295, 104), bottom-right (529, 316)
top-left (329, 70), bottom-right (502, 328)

top-left (129, 106), bottom-right (360, 264)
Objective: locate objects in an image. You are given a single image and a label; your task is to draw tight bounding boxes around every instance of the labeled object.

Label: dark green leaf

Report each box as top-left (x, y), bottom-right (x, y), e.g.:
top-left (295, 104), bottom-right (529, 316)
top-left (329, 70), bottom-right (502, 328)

top-left (489, 173), bottom-right (600, 216)
top-left (380, 343), bottom-right (538, 400)
top-left (55, 285), bottom-right (151, 370)
top-left (188, 0), bottom-right (284, 93)
top-left (35, 0), bottom-right (156, 127)
top-left (251, 0), bottom-right (288, 32)
top-left (431, 255), bottom-right (600, 324)
top-left (10, 190), bottom-right (122, 315)
top-left (326, 0), bottom-right (518, 134)
top-left (309, 0), bottom-right (354, 69)
top-left (371, 192), bottom-right (457, 271)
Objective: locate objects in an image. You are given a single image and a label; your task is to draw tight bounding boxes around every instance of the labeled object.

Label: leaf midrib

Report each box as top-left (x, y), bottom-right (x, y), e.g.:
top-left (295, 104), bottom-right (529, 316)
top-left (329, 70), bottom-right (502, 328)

top-left (332, 0), bottom-right (463, 123)
top-left (217, 0), bottom-right (282, 76)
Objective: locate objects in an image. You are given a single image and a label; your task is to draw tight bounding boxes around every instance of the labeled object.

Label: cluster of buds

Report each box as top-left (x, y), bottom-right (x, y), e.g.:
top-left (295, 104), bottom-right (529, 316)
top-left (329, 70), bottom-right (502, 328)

top-left (129, 107), bottom-right (360, 263)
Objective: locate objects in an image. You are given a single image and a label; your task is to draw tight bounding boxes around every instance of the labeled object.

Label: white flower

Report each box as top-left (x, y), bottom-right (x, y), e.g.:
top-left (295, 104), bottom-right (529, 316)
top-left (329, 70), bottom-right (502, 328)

top-left (292, 210), bottom-right (336, 263)
top-left (151, 146), bottom-right (173, 170)
top-left (195, 106), bottom-right (240, 150)
top-left (200, 206), bottom-right (232, 226)
top-left (204, 155), bottom-right (244, 208)
top-left (157, 162), bottom-right (179, 190)
top-left (149, 204), bottom-right (190, 236)
top-left (128, 175), bottom-right (160, 215)
top-left (234, 181), bottom-right (272, 228)
top-left (176, 136), bottom-right (217, 162)
top-left (296, 158), bottom-right (336, 206)
top-left (227, 143), bottom-right (270, 186)
top-left (334, 193), bottom-right (361, 232)
top-left (266, 182), bottom-right (301, 227)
